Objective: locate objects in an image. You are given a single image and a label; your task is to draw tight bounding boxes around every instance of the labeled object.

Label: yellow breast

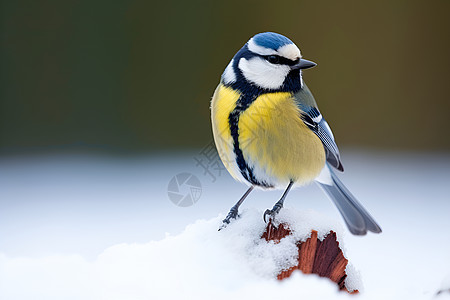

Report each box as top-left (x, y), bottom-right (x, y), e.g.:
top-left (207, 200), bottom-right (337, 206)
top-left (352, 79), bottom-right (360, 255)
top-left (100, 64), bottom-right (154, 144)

top-left (239, 92), bottom-right (325, 186)
top-left (210, 84), bottom-right (243, 181)
top-left (211, 84), bottom-right (326, 187)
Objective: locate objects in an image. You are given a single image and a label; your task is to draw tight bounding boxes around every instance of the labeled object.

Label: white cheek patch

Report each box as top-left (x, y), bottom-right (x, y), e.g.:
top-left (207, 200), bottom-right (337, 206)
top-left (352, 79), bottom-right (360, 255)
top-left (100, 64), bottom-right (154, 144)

top-left (238, 57), bottom-right (290, 90)
top-left (247, 38), bottom-right (278, 56)
top-left (277, 44), bottom-right (301, 61)
top-left (222, 59), bottom-right (236, 84)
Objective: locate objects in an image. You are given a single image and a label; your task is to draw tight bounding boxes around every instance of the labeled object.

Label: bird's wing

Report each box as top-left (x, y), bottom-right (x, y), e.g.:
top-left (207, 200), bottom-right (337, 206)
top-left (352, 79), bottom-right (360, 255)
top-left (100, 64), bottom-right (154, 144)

top-left (293, 84), bottom-right (344, 172)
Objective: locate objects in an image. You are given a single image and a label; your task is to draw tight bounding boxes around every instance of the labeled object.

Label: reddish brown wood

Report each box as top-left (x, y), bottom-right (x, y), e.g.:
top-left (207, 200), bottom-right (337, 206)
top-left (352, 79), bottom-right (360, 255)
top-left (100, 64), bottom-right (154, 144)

top-left (262, 221), bottom-right (358, 294)
top-left (298, 230), bottom-right (318, 274)
top-left (261, 222), bottom-right (291, 243)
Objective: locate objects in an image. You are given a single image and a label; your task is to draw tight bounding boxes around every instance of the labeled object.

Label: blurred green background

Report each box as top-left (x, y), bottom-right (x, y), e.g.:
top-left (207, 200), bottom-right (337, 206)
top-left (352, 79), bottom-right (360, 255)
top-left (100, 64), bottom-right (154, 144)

top-left (1, 0), bottom-right (450, 155)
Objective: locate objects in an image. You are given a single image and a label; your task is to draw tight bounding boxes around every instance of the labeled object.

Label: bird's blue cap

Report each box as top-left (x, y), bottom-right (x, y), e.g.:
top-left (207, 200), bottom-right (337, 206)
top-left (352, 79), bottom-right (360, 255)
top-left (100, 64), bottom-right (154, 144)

top-left (252, 32), bottom-right (294, 50)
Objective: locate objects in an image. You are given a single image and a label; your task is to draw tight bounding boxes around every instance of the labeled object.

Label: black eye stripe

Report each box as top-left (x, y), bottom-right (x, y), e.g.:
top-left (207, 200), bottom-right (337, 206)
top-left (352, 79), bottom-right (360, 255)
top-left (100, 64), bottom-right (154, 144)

top-left (266, 55), bottom-right (279, 64)
top-left (262, 55), bottom-right (299, 66)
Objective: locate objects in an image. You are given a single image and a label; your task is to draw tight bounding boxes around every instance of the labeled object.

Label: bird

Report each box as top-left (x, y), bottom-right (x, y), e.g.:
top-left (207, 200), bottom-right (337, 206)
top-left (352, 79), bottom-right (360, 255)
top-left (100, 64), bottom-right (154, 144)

top-left (210, 32), bottom-right (381, 235)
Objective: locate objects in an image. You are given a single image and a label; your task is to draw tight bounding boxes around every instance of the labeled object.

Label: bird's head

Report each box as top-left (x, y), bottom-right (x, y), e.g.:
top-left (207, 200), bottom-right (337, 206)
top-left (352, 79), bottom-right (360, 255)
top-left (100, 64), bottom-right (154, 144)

top-left (222, 32), bottom-right (316, 93)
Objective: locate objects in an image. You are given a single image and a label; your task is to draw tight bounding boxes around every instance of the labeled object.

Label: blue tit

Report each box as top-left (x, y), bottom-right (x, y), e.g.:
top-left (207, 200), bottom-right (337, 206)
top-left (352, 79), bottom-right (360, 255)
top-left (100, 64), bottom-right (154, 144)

top-left (211, 32), bottom-right (381, 235)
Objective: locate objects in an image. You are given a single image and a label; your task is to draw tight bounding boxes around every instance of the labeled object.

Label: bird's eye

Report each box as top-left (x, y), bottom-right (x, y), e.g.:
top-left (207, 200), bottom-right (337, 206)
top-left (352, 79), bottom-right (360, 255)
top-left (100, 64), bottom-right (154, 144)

top-left (267, 55), bottom-right (280, 64)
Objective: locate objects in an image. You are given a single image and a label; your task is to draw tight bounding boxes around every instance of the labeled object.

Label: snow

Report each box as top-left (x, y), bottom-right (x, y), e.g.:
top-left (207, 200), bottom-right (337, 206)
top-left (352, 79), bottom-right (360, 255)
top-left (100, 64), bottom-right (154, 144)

top-left (0, 209), bottom-right (356, 300)
top-left (0, 150), bottom-right (449, 299)
top-left (436, 274), bottom-right (450, 299)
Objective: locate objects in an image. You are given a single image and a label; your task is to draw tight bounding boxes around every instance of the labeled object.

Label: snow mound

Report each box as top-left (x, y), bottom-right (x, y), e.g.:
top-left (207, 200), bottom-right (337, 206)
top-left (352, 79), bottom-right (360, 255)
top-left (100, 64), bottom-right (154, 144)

top-left (0, 208), bottom-right (359, 300)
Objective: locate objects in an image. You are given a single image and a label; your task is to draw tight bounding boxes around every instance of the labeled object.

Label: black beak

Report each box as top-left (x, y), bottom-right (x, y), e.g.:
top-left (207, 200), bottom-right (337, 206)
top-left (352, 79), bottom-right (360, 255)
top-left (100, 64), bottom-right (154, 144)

top-left (291, 59), bottom-right (317, 70)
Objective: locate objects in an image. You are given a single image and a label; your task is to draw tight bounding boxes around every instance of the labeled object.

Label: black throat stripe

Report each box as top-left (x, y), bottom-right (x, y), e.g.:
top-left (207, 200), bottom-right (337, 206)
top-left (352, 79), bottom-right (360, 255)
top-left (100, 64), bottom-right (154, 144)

top-left (224, 44), bottom-right (303, 188)
top-left (228, 94), bottom-right (273, 188)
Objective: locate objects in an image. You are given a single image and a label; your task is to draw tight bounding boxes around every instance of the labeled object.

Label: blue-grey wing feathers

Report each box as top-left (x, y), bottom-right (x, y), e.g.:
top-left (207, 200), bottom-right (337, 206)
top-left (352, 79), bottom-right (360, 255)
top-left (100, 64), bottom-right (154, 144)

top-left (317, 167), bottom-right (382, 235)
top-left (294, 84), bottom-right (381, 235)
top-left (294, 85), bottom-right (344, 171)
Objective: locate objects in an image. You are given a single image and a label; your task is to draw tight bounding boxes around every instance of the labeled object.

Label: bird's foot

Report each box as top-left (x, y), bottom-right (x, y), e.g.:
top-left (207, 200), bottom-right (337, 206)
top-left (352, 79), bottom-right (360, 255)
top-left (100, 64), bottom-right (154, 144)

top-left (218, 207), bottom-right (239, 231)
top-left (263, 202), bottom-right (283, 224)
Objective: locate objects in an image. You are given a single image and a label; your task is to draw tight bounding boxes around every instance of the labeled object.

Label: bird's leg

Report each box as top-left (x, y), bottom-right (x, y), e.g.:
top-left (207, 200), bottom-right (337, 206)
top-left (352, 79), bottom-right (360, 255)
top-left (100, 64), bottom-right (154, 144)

top-left (219, 186), bottom-right (254, 230)
top-left (263, 181), bottom-right (294, 223)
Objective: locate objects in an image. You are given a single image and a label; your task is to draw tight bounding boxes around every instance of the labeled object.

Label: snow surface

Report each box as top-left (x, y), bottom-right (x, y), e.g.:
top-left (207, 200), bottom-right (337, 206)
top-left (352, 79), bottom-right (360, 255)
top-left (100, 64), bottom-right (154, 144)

top-left (436, 274), bottom-right (450, 299)
top-left (0, 150), bottom-right (449, 299)
top-left (0, 209), bottom-right (358, 300)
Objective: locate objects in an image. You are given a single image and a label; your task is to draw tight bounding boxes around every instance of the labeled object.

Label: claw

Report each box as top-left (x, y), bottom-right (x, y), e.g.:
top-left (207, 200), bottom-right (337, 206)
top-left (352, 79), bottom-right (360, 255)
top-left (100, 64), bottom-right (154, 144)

top-left (263, 202), bottom-right (283, 224)
top-left (263, 209), bottom-right (278, 229)
top-left (263, 209), bottom-right (279, 230)
top-left (263, 209), bottom-right (273, 223)
top-left (218, 186), bottom-right (255, 231)
top-left (218, 222), bottom-right (228, 231)
top-left (218, 208), bottom-right (238, 231)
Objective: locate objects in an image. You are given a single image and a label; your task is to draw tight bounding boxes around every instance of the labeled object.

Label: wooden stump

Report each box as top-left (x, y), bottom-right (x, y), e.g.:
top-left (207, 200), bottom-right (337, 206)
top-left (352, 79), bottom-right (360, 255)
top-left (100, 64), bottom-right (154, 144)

top-left (261, 221), bottom-right (358, 294)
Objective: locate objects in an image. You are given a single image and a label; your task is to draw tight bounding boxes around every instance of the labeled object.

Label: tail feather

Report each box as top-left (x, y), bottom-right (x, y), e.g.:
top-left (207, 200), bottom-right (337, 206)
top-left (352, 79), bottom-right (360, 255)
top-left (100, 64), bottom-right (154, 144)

top-left (316, 166), bottom-right (382, 235)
